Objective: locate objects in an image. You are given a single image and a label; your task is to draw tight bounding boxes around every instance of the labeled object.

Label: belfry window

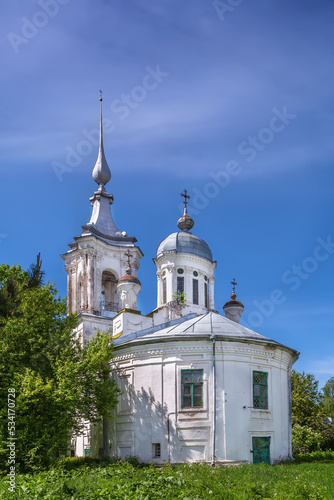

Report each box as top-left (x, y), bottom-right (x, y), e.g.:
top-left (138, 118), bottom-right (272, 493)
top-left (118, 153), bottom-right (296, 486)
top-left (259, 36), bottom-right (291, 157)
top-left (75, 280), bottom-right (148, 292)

top-left (193, 279), bottom-right (198, 305)
top-left (162, 278), bottom-right (167, 304)
top-left (181, 370), bottom-right (203, 408)
top-left (253, 371), bottom-right (268, 409)
top-left (101, 271), bottom-right (118, 313)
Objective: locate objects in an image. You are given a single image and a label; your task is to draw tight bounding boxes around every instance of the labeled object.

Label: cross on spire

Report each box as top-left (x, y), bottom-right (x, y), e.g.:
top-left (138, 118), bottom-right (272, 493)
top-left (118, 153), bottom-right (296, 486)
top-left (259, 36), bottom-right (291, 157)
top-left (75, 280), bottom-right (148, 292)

top-left (180, 189), bottom-right (190, 209)
top-left (99, 89), bottom-right (103, 101)
top-left (231, 278), bottom-right (237, 299)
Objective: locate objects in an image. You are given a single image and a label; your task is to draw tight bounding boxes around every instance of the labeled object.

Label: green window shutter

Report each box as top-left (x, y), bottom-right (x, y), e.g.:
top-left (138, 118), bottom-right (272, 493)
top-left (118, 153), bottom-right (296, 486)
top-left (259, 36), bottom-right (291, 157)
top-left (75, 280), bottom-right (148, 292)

top-left (181, 369), bottom-right (203, 408)
top-left (253, 371), bottom-right (268, 409)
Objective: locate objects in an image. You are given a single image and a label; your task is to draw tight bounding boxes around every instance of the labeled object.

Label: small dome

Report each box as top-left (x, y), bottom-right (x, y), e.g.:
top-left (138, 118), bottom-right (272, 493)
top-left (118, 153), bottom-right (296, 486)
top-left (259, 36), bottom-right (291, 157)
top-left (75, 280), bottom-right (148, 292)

top-left (118, 274), bottom-right (141, 285)
top-left (177, 213), bottom-right (194, 232)
top-left (156, 232), bottom-right (213, 262)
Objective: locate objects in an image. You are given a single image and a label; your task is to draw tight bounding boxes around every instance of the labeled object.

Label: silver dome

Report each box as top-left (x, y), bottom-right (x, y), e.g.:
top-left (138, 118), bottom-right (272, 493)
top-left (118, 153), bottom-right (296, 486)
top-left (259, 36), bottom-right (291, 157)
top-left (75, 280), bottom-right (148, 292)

top-left (156, 232), bottom-right (213, 262)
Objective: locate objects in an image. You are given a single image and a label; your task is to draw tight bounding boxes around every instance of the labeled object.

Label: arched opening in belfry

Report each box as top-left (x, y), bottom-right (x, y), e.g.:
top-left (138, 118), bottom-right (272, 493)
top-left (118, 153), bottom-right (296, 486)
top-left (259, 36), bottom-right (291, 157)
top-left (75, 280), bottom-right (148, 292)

top-left (101, 270), bottom-right (119, 315)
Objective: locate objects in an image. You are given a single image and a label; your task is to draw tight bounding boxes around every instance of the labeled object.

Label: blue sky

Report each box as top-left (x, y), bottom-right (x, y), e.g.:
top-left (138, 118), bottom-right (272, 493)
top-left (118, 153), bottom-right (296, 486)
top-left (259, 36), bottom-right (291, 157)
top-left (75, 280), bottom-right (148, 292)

top-left (1, 0), bottom-right (334, 389)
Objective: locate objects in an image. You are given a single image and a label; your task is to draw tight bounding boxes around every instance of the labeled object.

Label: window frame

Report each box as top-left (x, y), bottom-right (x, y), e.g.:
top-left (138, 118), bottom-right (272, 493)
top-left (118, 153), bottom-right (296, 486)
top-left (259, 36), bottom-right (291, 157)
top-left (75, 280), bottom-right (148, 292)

top-left (204, 282), bottom-right (208, 308)
top-left (152, 443), bottom-right (161, 458)
top-left (192, 278), bottom-right (199, 305)
top-left (177, 276), bottom-right (184, 295)
top-left (181, 369), bottom-right (203, 408)
top-left (162, 277), bottom-right (167, 304)
top-left (253, 371), bottom-right (268, 409)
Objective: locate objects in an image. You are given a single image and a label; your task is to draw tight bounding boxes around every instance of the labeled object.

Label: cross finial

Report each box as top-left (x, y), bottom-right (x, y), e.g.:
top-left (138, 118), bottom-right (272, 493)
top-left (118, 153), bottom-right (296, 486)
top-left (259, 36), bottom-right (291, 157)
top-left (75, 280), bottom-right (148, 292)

top-left (124, 249), bottom-right (132, 274)
top-left (99, 89), bottom-right (103, 102)
top-left (231, 278), bottom-right (237, 299)
top-left (181, 189), bottom-right (190, 209)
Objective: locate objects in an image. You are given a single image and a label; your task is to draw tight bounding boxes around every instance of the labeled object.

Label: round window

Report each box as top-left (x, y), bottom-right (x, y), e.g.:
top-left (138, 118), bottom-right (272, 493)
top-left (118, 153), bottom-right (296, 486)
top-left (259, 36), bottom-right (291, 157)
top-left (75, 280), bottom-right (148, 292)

top-left (204, 275), bottom-right (208, 281)
top-left (177, 268), bottom-right (184, 274)
top-left (193, 270), bottom-right (198, 277)
top-left (162, 270), bottom-right (166, 277)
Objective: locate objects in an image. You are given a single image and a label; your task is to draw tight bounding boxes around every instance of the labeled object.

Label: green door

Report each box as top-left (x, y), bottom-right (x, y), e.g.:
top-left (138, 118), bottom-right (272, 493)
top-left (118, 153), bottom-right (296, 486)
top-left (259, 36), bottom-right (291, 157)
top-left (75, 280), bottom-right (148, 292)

top-left (252, 437), bottom-right (270, 464)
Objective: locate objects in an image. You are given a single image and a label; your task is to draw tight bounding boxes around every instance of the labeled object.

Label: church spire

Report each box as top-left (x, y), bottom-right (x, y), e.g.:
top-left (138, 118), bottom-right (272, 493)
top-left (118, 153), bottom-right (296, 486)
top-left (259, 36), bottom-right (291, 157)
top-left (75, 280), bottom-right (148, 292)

top-left (177, 189), bottom-right (194, 232)
top-left (92, 91), bottom-right (111, 188)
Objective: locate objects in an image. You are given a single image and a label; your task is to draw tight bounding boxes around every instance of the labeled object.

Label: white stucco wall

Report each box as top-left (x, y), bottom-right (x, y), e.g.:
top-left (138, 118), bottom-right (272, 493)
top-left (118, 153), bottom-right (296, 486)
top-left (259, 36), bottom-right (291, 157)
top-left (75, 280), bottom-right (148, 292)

top-left (105, 338), bottom-right (294, 464)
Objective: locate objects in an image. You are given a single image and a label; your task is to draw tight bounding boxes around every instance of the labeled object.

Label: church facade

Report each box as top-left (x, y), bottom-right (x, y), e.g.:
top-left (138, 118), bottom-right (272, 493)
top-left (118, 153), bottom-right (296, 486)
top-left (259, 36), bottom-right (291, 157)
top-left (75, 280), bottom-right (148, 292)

top-left (61, 99), bottom-right (299, 465)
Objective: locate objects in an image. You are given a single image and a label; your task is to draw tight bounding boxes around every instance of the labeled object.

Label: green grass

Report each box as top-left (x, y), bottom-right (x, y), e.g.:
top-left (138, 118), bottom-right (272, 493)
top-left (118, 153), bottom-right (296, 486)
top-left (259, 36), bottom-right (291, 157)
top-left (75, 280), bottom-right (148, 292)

top-left (1, 460), bottom-right (334, 499)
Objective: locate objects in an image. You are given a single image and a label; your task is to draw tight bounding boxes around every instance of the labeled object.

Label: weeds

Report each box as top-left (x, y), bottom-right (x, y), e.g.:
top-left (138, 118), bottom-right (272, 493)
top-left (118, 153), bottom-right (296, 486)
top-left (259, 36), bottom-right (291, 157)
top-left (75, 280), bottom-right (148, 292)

top-left (0, 459), bottom-right (333, 499)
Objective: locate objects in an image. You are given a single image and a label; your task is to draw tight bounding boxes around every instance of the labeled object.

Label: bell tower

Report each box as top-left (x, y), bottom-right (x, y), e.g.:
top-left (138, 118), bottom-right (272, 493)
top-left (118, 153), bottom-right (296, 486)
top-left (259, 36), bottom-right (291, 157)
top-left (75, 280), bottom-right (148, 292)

top-left (62, 94), bottom-right (143, 337)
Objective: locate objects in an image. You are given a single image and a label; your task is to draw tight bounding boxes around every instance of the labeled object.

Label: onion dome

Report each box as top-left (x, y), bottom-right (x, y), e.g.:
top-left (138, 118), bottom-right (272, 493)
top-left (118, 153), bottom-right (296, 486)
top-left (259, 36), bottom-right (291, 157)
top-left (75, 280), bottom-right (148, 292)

top-left (223, 279), bottom-right (244, 324)
top-left (118, 273), bottom-right (141, 286)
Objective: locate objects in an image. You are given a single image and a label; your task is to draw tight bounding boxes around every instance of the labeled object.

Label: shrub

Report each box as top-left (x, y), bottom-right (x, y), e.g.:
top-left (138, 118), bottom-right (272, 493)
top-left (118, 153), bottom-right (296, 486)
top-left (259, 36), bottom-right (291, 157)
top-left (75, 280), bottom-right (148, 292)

top-left (292, 424), bottom-right (323, 453)
top-left (55, 456), bottom-right (119, 470)
top-left (294, 450), bottom-right (334, 463)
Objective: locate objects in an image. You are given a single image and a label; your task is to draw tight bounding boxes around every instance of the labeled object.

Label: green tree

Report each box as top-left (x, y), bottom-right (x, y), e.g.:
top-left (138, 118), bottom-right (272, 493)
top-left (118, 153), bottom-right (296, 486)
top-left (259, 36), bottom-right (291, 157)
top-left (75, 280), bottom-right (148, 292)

top-left (291, 370), bottom-right (322, 429)
top-left (0, 259), bottom-right (120, 471)
top-left (322, 377), bottom-right (334, 418)
top-left (291, 370), bottom-right (334, 453)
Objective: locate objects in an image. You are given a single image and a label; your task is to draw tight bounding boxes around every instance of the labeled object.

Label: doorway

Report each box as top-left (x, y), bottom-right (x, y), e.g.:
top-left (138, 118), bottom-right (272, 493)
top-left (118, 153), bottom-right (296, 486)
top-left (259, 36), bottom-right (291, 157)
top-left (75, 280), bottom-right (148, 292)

top-left (252, 436), bottom-right (270, 464)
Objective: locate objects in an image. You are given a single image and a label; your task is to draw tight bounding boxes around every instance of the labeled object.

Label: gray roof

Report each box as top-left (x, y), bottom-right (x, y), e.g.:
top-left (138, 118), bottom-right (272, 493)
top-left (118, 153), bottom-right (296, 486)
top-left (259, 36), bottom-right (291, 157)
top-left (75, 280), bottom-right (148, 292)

top-left (156, 232), bottom-right (213, 262)
top-left (114, 312), bottom-right (299, 357)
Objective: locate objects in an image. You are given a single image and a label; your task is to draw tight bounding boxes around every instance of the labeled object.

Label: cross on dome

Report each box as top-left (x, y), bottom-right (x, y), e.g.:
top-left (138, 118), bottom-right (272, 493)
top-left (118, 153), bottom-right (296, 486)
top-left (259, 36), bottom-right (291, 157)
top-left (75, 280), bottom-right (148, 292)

top-left (181, 189), bottom-right (190, 209)
top-left (231, 278), bottom-right (237, 300)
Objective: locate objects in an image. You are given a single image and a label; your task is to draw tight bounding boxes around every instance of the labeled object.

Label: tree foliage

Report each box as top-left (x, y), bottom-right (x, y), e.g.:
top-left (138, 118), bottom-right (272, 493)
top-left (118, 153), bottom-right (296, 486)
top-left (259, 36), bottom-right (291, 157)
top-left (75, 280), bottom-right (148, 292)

top-left (0, 258), bottom-right (120, 471)
top-left (322, 377), bottom-right (334, 418)
top-left (291, 370), bottom-right (334, 453)
top-left (291, 370), bottom-right (322, 429)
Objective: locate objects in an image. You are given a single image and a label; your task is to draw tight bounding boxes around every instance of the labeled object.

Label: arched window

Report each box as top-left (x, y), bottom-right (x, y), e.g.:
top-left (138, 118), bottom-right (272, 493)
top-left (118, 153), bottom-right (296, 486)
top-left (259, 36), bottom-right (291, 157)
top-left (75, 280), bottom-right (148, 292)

top-left (101, 271), bottom-right (119, 314)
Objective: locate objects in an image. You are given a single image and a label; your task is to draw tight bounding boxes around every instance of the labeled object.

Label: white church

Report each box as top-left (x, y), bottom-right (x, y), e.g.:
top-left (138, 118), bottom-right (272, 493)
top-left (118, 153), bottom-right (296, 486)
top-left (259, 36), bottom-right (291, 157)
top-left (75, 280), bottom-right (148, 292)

top-left (61, 98), bottom-right (299, 465)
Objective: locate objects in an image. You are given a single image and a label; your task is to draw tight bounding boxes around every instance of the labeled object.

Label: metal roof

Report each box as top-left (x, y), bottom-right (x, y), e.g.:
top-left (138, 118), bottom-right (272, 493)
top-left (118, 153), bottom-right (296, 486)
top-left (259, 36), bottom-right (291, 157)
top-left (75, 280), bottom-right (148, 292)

top-left (114, 312), bottom-right (299, 358)
top-left (156, 232), bottom-right (213, 262)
